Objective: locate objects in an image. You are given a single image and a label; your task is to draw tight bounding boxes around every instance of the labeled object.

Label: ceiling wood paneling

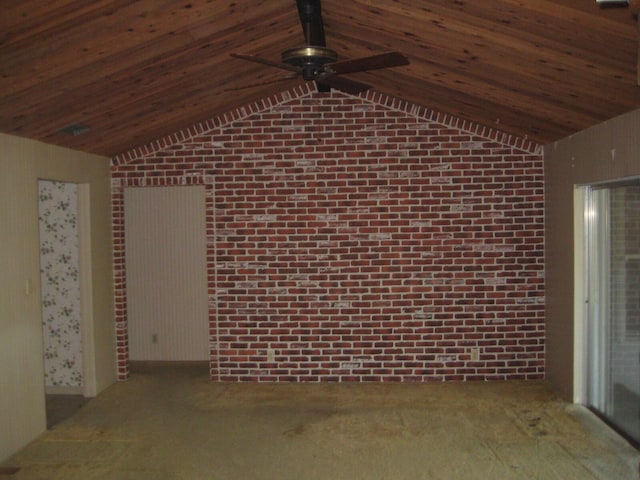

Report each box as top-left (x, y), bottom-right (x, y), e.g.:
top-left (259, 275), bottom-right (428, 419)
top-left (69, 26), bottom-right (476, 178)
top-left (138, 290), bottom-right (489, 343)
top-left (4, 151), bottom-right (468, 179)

top-left (1, 0), bottom-right (638, 156)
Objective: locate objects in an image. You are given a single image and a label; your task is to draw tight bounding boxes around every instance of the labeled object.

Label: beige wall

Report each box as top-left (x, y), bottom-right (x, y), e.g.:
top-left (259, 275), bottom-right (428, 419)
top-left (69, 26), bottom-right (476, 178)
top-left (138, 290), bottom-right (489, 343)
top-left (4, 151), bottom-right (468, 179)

top-left (0, 133), bottom-right (116, 461)
top-left (544, 109), bottom-right (640, 400)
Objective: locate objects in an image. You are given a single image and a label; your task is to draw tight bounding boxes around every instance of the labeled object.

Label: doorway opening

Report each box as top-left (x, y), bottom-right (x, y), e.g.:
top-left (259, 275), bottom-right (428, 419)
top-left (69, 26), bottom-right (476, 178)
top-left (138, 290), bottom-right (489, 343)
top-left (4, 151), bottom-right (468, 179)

top-left (123, 186), bottom-right (209, 365)
top-left (38, 180), bottom-right (95, 428)
top-left (575, 179), bottom-right (640, 446)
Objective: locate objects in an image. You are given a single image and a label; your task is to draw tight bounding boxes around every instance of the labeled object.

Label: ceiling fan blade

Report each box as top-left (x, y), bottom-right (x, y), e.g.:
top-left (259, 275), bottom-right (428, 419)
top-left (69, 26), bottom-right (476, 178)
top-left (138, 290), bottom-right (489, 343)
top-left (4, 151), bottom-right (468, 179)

top-left (223, 74), bottom-right (300, 92)
top-left (316, 74), bottom-right (371, 94)
top-left (231, 53), bottom-right (300, 73)
top-left (297, 0), bottom-right (326, 46)
top-left (327, 52), bottom-right (409, 75)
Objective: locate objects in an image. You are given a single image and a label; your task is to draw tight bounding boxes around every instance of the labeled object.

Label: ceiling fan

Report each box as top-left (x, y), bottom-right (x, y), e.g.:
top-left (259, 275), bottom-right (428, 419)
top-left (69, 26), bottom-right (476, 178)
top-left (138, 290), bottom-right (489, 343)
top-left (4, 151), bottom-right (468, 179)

top-left (230, 0), bottom-right (409, 94)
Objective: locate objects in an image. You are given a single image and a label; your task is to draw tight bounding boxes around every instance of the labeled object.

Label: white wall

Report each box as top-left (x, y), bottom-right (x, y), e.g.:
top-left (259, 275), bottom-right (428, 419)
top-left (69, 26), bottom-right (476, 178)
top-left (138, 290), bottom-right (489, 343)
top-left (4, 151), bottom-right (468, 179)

top-left (0, 133), bottom-right (116, 461)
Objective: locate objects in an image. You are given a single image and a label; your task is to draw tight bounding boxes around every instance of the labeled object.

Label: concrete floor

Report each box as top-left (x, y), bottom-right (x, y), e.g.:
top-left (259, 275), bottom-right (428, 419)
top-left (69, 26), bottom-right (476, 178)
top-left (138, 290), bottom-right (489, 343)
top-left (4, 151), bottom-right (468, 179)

top-left (2, 366), bottom-right (639, 480)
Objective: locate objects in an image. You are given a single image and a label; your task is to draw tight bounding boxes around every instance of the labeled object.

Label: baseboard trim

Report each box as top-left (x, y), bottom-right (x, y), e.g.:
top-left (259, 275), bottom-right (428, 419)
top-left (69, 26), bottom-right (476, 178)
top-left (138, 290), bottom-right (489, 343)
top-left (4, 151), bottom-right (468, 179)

top-left (129, 360), bottom-right (209, 370)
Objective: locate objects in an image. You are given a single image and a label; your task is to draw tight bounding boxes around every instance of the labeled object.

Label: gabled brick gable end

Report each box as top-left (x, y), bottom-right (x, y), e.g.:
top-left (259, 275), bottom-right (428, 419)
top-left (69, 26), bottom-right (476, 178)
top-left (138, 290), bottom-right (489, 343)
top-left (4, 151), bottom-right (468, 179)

top-left (112, 85), bottom-right (545, 382)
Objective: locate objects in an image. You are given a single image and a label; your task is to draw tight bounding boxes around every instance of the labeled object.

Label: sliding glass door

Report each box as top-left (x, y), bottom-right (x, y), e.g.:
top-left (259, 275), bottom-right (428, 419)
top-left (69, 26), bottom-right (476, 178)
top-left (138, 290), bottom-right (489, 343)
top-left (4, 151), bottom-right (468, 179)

top-left (584, 180), bottom-right (640, 444)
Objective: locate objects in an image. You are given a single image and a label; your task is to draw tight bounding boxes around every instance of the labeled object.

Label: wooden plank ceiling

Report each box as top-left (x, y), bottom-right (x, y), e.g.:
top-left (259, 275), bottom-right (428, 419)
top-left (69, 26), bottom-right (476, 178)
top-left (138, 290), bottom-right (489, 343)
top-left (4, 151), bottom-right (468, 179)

top-left (1, 0), bottom-right (639, 157)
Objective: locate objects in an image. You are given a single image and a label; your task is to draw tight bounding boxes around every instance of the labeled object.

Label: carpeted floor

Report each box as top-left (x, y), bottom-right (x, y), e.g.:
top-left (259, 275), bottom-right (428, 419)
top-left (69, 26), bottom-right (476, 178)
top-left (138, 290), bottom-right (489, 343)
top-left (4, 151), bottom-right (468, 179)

top-left (2, 366), bottom-right (639, 479)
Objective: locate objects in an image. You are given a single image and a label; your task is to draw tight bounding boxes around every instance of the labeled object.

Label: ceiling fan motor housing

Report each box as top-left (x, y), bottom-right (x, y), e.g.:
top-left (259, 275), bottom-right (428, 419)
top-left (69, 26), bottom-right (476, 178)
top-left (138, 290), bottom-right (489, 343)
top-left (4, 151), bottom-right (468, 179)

top-left (282, 46), bottom-right (338, 80)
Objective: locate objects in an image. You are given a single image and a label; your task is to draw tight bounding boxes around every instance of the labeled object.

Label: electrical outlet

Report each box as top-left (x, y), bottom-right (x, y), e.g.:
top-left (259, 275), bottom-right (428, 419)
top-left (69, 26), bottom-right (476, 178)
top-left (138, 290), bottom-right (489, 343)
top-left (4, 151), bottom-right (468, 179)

top-left (152, 333), bottom-right (158, 344)
top-left (470, 347), bottom-right (480, 362)
top-left (267, 349), bottom-right (276, 363)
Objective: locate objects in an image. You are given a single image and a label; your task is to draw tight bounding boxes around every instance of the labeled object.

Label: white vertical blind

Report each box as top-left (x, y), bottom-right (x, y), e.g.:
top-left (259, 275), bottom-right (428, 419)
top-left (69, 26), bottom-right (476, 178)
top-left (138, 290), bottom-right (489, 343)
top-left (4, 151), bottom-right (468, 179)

top-left (124, 186), bottom-right (208, 361)
top-left (586, 187), bottom-right (610, 413)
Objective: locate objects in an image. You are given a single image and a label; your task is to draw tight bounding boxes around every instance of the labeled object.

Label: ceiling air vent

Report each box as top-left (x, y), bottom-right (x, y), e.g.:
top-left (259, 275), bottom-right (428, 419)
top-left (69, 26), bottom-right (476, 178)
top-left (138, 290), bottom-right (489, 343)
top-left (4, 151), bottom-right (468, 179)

top-left (60, 124), bottom-right (90, 136)
top-left (596, 0), bottom-right (629, 6)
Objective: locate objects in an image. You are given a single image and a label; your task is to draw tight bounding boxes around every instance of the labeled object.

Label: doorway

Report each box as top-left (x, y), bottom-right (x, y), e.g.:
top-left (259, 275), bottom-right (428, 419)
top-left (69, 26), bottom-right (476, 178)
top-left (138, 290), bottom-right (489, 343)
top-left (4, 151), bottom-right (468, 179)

top-left (576, 179), bottom-right (640, 444)
top-left (38, 180), bottom-right (94, 427)
top-left (124, 186), bottom-right (209, 363)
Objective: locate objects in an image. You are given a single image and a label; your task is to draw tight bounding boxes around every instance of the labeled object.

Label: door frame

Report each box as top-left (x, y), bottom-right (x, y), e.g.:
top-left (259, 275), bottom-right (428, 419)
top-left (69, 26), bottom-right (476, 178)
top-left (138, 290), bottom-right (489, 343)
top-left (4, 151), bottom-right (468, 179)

top-left (573, 185), bottom-right (588, 404)
top-left (78, 183), bottom-right (97, 397)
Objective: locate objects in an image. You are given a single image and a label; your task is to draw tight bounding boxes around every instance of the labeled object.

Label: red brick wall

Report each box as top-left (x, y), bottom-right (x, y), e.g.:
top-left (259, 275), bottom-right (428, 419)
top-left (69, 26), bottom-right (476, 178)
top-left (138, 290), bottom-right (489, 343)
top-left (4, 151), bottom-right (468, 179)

top-left (112, 85), bottom-right (545, 382)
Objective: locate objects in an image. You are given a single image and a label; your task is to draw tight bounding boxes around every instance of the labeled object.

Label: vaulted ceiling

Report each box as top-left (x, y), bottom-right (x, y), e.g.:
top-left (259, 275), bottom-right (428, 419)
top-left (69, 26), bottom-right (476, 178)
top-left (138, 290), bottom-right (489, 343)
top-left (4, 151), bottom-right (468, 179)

top-left (1, 0), bottom-right (639, 157)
